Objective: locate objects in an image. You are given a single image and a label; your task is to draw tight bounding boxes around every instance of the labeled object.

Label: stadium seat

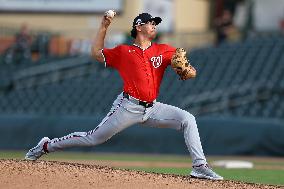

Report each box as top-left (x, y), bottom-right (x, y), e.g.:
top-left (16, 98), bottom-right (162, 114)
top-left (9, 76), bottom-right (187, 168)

top-left (0, 35), bottom-right (283, 119)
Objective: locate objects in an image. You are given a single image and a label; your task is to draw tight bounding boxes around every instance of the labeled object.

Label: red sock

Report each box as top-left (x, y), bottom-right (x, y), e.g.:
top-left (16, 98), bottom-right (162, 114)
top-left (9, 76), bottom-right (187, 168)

top-left (43, 142), bottom-right (49, 153)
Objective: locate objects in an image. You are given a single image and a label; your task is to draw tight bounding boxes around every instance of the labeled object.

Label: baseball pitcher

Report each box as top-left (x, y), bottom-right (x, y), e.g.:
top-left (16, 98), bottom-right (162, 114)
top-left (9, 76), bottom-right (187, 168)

top-left (25, 11), bottom-right (223, 180)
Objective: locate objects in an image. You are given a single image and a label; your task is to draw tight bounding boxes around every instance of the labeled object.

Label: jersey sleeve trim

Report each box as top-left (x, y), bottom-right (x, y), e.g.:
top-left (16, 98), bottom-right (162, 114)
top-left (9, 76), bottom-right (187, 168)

top-left (101, 49), bottom-right (107, 67)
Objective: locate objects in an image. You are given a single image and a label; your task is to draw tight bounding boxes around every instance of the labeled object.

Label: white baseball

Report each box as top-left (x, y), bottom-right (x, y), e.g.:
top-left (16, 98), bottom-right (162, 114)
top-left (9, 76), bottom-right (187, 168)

top-left (105, 10), bottom-right (116, 18)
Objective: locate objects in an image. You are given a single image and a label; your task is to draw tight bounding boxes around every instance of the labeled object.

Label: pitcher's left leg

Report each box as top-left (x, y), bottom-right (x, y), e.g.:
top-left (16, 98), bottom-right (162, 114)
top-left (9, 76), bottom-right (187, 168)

top-left (143, 102), bottom-right (223, 180)
top-left (143, 102), bottom-right (206, 166)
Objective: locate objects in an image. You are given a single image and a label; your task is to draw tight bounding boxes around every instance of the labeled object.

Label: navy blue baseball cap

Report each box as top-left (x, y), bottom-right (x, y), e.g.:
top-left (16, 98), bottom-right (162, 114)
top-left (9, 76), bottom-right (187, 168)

top-left (132, 13), bottom-right (162, 28)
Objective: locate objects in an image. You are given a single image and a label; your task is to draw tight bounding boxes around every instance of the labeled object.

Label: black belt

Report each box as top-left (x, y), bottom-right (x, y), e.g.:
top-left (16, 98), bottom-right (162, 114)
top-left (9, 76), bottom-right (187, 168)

top-left (123, 92), bottom-right (153, 108)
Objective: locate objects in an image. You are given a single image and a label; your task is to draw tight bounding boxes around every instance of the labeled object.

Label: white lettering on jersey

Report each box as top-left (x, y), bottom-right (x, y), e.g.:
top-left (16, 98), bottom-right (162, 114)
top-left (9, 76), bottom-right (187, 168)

top-left (150, 55), bottom-right (163, 68)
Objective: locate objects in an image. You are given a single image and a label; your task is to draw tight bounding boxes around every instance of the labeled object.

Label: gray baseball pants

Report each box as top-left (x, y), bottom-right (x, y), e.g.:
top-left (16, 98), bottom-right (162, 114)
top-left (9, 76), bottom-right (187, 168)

top-left (46, 93), bottom-right (207, 166)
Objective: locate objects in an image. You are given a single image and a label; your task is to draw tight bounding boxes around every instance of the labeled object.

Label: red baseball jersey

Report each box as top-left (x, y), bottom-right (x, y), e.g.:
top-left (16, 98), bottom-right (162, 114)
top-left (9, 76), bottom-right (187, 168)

top-left (102, 43), bottom-right (176, 102)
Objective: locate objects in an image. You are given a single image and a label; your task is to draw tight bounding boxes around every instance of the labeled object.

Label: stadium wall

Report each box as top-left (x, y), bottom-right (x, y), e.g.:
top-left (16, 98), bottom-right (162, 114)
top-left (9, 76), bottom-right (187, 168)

top-left (1, 114), bottom-right (283, 156)
top-left (0, 0), bottom-right (211, 43)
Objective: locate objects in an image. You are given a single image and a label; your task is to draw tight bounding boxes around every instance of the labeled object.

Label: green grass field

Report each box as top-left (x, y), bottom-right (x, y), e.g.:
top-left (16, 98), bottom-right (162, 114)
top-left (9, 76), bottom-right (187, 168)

top-left (1, 151), bottom-right (284, 186)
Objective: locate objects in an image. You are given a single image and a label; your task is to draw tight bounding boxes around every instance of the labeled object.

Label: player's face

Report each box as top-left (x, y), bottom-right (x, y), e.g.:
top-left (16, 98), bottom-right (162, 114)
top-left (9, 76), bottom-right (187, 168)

top-left (140, 20), bottom-right (157, 40)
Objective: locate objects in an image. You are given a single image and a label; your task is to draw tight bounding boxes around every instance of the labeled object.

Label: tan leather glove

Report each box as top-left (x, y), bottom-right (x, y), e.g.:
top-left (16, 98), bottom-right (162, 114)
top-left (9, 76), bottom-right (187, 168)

top-left (171, 48), bottom-right (196, 80)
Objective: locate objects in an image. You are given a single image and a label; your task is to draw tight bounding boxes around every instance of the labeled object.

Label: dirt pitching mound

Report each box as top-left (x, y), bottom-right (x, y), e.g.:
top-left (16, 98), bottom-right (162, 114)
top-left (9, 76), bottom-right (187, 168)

top-left (0, 159), bottom-right (280, 189)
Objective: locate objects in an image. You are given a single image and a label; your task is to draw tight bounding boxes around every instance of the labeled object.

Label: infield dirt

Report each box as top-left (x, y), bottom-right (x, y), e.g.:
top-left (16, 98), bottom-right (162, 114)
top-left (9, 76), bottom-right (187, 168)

top-left (0, 159), bottom-right (282, 189)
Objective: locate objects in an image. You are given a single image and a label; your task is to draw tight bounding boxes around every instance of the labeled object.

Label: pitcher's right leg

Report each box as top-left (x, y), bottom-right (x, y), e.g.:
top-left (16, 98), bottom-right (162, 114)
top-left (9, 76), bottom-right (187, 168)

top-left (25, 93), bottom-right (144, 160)
top-left (47, 101), bottom-right (140, 152)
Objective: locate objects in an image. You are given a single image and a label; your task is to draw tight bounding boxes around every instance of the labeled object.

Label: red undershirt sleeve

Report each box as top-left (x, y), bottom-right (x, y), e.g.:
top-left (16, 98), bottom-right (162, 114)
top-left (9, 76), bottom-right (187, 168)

top-left (102, 45), bottom-right (121, 69)
top-left (163, 45), bottom-right (176, 66)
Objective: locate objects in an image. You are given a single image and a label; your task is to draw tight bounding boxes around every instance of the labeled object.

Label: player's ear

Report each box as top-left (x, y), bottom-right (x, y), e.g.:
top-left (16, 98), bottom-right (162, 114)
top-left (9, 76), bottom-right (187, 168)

top-left (136, 25), bottom-right (142, 32)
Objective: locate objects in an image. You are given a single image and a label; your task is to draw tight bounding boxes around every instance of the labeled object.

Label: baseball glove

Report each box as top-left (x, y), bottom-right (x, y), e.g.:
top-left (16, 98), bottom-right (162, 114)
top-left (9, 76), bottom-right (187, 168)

top-left (171, 48), bottom-right (196, 80)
